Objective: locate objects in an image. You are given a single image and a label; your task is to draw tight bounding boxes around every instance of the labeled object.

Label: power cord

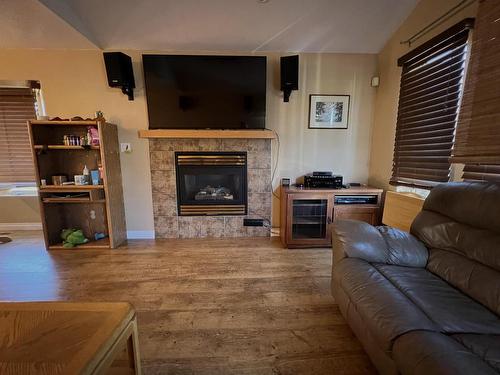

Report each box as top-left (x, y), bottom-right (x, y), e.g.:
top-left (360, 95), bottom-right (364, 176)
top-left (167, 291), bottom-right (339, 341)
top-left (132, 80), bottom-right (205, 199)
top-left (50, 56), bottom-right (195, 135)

top-left (248, 128), bottom-right (280, 234)
top-left (265, 128), bottom-right (281, 200)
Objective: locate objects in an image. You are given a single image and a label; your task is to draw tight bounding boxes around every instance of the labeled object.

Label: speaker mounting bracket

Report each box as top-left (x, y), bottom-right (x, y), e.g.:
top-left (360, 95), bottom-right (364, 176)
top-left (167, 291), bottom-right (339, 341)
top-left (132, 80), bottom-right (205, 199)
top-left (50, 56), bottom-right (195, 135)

top-left (283, 88), bottom-right (292, 102)
top-left (121, 86), bottom-right (134, 101)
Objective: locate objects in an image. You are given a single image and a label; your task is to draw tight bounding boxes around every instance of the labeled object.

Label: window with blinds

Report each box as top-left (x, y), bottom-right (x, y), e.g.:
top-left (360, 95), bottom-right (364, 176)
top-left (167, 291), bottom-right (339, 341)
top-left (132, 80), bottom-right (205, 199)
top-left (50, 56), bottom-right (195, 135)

top-left (0, 87), bottom-right (37, 183)
top-left (462, 164), bottom-right (500, 182)
top-left (452, 0), bottom-right (500, 182)
top-left (390, 19), bottom-right (474, 189)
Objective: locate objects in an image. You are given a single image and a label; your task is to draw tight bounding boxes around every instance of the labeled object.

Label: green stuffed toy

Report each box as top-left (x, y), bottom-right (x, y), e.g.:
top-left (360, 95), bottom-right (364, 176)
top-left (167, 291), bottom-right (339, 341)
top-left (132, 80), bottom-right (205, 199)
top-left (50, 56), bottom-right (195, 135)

top-left (61, 228), bottom-right (89, 248)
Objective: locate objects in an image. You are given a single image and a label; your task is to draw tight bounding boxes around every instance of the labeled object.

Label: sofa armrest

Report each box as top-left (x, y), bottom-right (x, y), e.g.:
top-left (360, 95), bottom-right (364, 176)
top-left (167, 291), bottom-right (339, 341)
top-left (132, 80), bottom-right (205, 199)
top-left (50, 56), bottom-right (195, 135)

top-left (332, 220), bottom-right (389, 264)
top-left (332, 220), bottom-right (428, 267)
top-left (377, 226), bottom-right (428, 267)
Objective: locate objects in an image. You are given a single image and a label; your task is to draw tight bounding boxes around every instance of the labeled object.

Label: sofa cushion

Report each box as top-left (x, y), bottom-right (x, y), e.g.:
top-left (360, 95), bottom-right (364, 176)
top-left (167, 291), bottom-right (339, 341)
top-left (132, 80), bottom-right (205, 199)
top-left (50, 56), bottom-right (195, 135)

top-left (427, 249), bottom-right (500, 316)
top-left (412, 209), bottom-right (500, 272)
top-left (393, 331), bottom-right (499, 375)
top-left (332, 277), bottom-right (400, 375)
top-left (412, 210), bottom-right (500, 271)
top-left (332, 220), bottom-right (428, 267)
top-left (453, 334), bottom-right (500, 372)
top-left (411, 183), bottom-right (500, 316)
top-left (377, 226), bottom-right (428, 267)
top-left (413, 182), bottom-right (500, 235)
top-left (333, 258), bottom-right (436, 352)
top-left (332, 220), bottom-right (389, 264)
top-left (374, 264), bottom-right (500, 334)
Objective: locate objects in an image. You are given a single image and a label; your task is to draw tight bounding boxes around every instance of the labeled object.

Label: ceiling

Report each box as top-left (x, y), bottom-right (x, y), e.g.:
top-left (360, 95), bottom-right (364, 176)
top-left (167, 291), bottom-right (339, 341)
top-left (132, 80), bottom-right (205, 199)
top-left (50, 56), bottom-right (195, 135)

top-left (0, 0), bottom-right (96, 49)
top-left (3, 0), bottom-right (419, 53)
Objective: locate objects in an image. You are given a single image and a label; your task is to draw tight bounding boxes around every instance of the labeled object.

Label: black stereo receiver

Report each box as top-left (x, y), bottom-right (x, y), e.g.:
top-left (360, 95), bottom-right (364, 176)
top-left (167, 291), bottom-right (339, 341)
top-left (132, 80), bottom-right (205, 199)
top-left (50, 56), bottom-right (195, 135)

top-left (304, 173), bottom-right (343, 189)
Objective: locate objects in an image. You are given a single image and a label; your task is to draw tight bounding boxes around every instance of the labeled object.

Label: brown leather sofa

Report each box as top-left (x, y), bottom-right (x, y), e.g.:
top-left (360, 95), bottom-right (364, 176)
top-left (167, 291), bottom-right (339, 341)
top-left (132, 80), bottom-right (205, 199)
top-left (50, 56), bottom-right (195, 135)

top-left (331, 182), bottom-right (500, 374)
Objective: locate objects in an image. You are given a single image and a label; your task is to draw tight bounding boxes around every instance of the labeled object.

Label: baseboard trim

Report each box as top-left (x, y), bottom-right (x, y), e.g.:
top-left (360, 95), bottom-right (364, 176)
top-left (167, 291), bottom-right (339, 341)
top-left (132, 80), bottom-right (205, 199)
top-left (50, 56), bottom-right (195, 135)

top-left (0, 222), bottom-right (43, 231)
top-left (127, 230), bottom-right (155, 239)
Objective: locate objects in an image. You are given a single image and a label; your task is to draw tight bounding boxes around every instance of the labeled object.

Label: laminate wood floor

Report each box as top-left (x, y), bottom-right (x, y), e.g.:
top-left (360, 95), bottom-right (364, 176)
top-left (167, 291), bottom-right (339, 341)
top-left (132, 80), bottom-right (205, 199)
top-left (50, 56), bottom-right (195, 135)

top-left (0, 231), bottom-right (375, 374)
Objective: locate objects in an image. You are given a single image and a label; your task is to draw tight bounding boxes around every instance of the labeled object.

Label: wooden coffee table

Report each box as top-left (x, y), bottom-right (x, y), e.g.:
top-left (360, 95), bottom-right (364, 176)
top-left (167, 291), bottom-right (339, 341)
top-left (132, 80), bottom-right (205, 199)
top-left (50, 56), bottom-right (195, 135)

top-left (0, 302), bottom-right (141, 374)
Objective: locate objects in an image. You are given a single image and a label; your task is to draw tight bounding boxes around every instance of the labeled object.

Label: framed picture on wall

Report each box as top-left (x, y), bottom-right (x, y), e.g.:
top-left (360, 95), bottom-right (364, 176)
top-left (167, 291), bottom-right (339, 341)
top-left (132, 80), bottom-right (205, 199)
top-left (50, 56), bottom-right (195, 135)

top-left (308, 94), bottom-right (350, 129)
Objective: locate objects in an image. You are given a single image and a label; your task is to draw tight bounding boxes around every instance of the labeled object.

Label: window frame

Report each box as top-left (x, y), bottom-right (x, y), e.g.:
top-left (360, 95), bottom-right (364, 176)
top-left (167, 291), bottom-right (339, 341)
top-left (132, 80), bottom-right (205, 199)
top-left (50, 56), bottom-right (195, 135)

top-left (390, 19), bottom-right (474, 189)
top-left (0, 80), bottom-right (43, 185)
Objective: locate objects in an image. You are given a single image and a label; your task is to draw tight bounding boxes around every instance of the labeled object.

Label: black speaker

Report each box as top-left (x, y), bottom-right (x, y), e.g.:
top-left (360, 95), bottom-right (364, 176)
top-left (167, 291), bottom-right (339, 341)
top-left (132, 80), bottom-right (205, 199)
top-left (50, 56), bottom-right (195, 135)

top-left (103, 52), bottom-right (135, 100)
top-left (280, 55), bottom-right (299, 102)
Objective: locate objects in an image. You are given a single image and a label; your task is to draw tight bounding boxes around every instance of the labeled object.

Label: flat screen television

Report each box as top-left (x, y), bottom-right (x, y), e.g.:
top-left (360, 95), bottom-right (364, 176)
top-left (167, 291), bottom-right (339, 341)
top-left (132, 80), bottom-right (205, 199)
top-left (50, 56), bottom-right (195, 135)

top-left (142, 55), bottom-right (267, 129)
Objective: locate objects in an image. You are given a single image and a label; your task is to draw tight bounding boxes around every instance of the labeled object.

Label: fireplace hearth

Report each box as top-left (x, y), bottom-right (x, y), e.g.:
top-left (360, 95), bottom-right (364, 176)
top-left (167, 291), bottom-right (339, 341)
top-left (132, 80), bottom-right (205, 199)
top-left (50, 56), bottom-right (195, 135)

top-left (175, 152), bottom-right (247, 215)
top-left (149, 138), bottom-right (271, 238)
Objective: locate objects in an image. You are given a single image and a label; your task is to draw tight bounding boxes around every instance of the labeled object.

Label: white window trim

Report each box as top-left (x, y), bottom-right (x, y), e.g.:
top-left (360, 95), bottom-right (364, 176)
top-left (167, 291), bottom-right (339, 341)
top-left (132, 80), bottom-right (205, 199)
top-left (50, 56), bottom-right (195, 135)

top-left (395, 185), bottom-right (430, 198)
top-left (0, 183), bottom-right (38, 197)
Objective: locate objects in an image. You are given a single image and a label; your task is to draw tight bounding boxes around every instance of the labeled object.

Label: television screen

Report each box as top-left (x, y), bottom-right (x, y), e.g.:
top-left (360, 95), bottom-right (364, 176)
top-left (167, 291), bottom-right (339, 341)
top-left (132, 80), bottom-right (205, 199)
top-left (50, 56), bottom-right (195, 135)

top-left (142, 55), bottom-right (267, 129)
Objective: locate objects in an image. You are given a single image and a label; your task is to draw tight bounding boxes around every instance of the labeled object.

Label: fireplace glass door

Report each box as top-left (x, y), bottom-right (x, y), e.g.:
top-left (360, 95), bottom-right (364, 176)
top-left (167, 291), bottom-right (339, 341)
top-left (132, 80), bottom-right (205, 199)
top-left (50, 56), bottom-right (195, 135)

top-left (175, 152), bottom-right (247, 215)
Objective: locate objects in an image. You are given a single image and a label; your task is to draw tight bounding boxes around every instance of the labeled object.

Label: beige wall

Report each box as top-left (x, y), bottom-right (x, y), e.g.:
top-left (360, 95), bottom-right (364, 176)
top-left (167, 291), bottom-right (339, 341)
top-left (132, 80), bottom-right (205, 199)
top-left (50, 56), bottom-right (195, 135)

top-left (368, 0), bottom-right (478, 189)
top-left (269, 53), bottom-right (377, 226)
top-left (0, 1), bottom-right (482, 233)
top-left (0, 49), bottom-right (377, 231)
top-left (0, 49), bottom-right (155, 234)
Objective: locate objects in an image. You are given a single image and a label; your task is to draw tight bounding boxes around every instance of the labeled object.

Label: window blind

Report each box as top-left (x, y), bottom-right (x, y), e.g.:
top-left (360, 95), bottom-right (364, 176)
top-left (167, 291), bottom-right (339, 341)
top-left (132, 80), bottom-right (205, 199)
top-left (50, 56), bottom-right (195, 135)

top-left (453, 0), bottom-right (500, 165)
top-left (390, 19), bottom-right (474, 189)
top-left (462, 164), bottom-right (500, 182)
top-left (0, 87), bottom-right (36, 183)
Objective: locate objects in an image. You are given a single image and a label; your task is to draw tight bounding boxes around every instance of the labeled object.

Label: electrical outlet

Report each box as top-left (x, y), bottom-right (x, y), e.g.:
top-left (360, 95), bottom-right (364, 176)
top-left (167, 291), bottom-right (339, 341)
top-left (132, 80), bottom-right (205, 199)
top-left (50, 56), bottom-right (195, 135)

top-left (120, 143), bottom-right (132, 153)
top-left (243, 218), bottom-right (264, 227)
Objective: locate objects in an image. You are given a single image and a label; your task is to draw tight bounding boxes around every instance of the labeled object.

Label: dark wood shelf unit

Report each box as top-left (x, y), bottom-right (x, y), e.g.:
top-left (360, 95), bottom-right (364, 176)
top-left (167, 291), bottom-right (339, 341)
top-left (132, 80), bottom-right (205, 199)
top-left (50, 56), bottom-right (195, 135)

top-left (29, 118), bottom-right (126, 250)
top-left (280, 186), bottom-right (383, 248)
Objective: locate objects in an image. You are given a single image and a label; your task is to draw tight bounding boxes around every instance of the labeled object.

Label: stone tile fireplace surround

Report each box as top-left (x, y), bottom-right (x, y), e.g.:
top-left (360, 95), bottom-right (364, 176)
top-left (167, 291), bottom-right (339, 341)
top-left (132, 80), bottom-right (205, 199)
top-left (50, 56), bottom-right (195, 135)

top-left (149, 138), bottom-right (272, 238)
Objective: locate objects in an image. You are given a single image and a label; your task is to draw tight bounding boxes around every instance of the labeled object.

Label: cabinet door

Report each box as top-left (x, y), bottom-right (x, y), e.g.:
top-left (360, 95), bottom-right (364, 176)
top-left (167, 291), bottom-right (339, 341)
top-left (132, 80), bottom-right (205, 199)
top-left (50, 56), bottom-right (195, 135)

top-left (333, 206), bottom-right (378, 225)
top-left (286, 194), bottom-right (333, 247)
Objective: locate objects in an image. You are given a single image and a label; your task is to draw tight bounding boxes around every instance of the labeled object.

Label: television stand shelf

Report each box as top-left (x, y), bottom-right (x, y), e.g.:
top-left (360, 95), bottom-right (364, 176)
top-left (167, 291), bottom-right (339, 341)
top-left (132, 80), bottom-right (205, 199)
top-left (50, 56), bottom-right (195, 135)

top-left (280, 185), bottom-right (383, 248)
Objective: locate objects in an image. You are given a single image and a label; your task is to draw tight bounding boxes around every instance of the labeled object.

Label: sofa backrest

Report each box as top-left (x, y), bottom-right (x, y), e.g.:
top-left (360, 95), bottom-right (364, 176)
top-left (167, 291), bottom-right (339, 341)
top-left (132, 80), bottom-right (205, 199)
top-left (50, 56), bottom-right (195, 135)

top-left (411, 182), bottom-right (500, 315)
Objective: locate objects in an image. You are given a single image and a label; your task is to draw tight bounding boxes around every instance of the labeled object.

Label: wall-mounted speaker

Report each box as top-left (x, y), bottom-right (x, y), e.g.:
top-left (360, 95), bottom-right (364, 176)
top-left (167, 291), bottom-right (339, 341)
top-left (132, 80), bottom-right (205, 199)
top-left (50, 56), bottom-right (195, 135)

top-left (280, 55), bottom-right (299, 102)
top-left (103, 52), bottom-right (135, 100)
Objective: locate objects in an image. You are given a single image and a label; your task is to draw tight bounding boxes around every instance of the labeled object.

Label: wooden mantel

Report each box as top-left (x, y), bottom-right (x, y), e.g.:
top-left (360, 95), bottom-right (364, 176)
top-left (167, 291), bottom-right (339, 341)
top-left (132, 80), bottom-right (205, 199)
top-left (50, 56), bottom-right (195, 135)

top-left (138, 129), bottom-right (276, 139)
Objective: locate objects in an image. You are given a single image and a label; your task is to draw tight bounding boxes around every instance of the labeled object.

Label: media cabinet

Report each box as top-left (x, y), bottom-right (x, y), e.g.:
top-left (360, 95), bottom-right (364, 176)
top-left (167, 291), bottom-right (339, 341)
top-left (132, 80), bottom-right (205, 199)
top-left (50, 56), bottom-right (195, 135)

top-left (280, 185), bottom-right (383, 248)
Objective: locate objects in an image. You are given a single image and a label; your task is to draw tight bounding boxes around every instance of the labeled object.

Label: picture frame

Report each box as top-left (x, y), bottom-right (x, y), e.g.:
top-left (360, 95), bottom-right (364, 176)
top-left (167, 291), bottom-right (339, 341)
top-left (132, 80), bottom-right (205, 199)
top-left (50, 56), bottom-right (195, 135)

top-left (308, 94), bottom-right (350, 129)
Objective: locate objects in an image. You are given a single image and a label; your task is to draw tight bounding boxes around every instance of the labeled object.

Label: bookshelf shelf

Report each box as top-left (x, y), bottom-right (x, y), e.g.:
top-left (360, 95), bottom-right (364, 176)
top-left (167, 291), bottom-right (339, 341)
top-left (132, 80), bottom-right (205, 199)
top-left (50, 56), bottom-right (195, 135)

top-left (29, 118), bottom-right (126, 250)
top-left (34, 145), bottom-right (100, 150)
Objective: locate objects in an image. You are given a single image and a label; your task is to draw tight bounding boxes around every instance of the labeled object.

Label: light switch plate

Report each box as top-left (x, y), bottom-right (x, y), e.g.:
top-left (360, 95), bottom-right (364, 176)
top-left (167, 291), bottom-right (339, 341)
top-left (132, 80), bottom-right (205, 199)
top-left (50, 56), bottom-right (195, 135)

top-left (120, 143), bottom-right (132, 153)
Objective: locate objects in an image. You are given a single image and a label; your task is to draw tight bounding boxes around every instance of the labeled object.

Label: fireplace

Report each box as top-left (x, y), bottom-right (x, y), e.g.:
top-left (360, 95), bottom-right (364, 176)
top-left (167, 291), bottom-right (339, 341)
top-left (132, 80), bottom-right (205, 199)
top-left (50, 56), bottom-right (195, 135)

top-left (175, 152), bottom-right (247, 216)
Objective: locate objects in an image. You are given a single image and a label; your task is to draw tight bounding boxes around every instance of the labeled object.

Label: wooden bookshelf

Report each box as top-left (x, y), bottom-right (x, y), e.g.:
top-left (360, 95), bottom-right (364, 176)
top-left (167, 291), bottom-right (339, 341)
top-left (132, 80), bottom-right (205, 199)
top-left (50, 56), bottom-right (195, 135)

top-left (28, 118), bottom-right (127, 250)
